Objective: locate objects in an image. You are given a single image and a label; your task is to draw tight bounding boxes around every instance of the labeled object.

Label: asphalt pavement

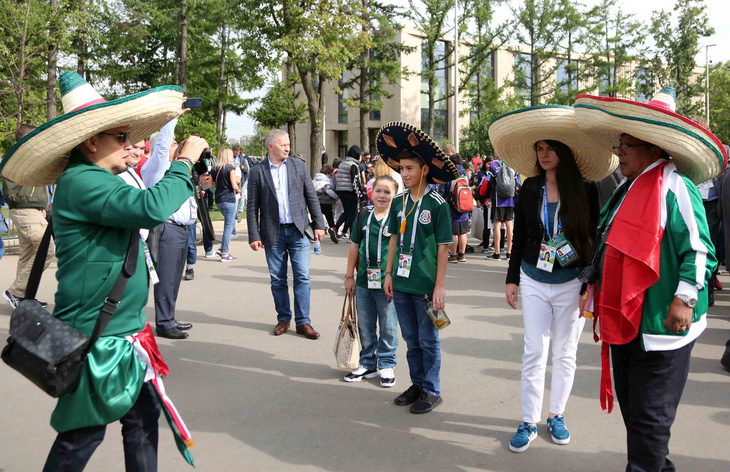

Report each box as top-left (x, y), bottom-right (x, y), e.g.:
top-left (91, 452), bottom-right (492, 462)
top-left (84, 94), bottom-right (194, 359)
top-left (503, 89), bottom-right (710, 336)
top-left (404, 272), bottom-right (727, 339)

top-left (1, 219), bottom-right (729, 471)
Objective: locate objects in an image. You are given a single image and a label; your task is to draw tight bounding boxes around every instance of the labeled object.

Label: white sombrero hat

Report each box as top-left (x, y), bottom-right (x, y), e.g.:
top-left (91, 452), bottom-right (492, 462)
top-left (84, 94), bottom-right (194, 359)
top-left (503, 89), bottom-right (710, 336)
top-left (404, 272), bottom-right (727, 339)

top-left (0, 71), bottom-right (184, 186)
top-left (487, 105), bottom-right (618, 181)
top-left (574, 87), bottom-right (728, 184)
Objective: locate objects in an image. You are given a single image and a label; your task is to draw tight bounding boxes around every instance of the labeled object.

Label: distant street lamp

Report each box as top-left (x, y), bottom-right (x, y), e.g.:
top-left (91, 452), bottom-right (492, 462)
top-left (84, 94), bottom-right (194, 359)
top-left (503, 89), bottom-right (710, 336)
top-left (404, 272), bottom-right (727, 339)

top-left (706, 43), bottom-right (716, 127)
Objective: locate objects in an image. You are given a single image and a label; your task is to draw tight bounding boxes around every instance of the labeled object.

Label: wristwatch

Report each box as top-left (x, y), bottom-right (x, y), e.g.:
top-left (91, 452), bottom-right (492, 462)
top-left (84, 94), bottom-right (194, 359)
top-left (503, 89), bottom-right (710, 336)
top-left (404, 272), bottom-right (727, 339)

top-left (676, 294), bottom-right (697, 308)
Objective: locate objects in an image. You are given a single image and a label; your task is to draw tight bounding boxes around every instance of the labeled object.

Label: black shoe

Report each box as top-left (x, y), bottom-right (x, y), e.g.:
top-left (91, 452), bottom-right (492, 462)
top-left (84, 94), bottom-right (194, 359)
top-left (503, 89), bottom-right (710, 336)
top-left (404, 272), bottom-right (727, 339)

top-left (410, 391), bottom-right (443, 414)
top-left (721, 346), bottom-right (730, 372)
top-left (394, 384), bottom-right (422, 406)
top-left (184, 268), bottom-right (194, 280)
top-left (488, 253), bottom-right (501, 260)
top-left (505, 253), bottom-right (511, 260)
top-left (328, 227), bottom-right (339, 244)
top-left (709, 290), bottom-right (715, 307)
top-left (176, 321), bottom-right (193, 330)
top-left (157, 327), bottom-right (189, 339)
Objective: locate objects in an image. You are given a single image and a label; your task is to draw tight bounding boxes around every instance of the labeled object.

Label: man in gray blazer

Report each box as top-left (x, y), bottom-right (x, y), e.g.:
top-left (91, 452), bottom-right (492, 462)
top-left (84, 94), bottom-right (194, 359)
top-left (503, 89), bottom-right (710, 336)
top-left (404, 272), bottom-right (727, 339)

top-left (247, 129), bottom-right (325, 339)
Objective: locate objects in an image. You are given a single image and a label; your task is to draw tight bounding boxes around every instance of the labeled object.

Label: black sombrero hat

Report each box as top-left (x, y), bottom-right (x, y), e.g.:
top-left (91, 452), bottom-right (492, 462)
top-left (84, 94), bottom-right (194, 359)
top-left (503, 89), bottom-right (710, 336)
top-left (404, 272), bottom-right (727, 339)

top-left (375, 122), bottom-right (460, 184)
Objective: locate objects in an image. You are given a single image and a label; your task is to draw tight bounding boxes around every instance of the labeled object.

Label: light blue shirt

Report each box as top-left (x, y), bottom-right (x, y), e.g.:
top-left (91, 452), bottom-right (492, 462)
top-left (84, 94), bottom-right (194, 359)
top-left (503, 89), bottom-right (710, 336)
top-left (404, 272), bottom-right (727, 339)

top-left (269, 157), bottom-right (292, 224)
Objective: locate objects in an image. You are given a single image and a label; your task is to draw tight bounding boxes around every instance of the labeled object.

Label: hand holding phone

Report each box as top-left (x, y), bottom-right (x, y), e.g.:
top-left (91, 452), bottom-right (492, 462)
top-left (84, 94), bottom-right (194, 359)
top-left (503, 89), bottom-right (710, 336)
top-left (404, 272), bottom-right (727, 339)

top-left (183, 97), bottom-right (202, 109)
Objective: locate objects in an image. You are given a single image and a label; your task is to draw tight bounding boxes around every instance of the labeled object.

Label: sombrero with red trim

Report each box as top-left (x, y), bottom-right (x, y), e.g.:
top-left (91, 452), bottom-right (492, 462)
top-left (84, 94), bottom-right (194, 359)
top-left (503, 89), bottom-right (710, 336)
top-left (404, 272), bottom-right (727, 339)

top-left (0, 71), bottom-right (183, 186)
top-left (574, 87), bottom-right (728, 184)
top-left (375, 122), bottom-right (460, 184)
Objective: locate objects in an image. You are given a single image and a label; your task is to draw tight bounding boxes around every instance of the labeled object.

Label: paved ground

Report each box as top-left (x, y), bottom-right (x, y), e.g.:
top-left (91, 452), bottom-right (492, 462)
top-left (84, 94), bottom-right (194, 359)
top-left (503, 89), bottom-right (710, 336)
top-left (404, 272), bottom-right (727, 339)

top-left (1, 220), bottom-right (729, 471)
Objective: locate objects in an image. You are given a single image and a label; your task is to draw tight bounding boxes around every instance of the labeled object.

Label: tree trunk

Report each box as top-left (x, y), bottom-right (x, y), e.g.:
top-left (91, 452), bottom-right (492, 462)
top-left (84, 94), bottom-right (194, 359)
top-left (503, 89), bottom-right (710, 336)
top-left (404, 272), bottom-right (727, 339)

top-left (16, 0), bottom-right (32, 127)
top-left (46, 0), bottom-right (58, 119)
top-left (76, 1), bottom-right (87, 79)
top-left (359, 0), bottom-right (370, 154)
top-left (216, 17), bottom-right (228, 148)
top-left (297, 67), bottom-right (324, 177)
top-left (286, 55), bottom-right (296, 151)
top-left (177, 0), bottom-right (188, 89)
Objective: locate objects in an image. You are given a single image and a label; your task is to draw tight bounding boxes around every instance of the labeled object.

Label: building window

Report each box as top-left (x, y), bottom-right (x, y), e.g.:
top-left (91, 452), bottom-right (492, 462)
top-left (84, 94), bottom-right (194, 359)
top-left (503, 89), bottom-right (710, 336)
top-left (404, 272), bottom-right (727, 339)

top-left (421, 39), bottom-right (449, 144)
top-left (556, 59), bottom-right (579, 94)
top-left (514, 52), bottom-right (532, 106)
top-left (338, 130), bottom-right (348, 159)
top-left (470, 53), bottom-right (495, 120)
top-left (635, 68), bottom-right (653, 103)
top-left (599, 67), bottom-right (615, 97)
top-left (338, 72), bottom-right (348, 124)
top-left (369, 128), bottom-right (379, 157)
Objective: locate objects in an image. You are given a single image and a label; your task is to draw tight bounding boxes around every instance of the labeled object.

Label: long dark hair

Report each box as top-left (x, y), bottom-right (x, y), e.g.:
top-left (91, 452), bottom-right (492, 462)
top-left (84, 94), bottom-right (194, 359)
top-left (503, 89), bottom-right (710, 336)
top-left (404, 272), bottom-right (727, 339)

top-left (534, 140), bottom-right (594, 263)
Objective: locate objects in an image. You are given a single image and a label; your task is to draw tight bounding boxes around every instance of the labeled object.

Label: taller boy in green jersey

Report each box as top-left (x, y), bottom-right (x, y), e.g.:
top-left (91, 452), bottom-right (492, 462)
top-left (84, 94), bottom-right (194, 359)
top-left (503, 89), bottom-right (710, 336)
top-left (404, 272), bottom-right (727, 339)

top-left (378, 122), bottom-right (460, 414)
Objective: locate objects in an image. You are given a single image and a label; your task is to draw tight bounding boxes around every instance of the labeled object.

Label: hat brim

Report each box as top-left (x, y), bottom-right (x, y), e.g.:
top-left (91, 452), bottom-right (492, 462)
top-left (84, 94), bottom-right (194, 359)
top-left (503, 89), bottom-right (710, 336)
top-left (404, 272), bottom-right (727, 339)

top-left (488, 105), bottom-right (618, 181)
top-left (574, 95), bottom-right (727, 184)
top-left (1, 86), bottom-right (184, 186)
top-left (375, 122), bottom-right (460, 184)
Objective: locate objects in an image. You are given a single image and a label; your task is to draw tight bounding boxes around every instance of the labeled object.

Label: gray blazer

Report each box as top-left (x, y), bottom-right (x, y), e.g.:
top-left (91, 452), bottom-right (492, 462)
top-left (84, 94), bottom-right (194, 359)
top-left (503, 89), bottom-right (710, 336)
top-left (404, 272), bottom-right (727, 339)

top-left (247, 155), bottom-right (325, 248)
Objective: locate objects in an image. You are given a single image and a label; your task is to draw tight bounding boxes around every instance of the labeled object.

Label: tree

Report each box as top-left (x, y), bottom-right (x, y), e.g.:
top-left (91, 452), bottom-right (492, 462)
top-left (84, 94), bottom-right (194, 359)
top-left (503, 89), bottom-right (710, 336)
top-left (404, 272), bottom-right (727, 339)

top-left (510, 0), bottom-right (567, 106)
top-left (582, 0), bottom-right (645, 100)
top-left (243, 124), bottom-right (271, 157)
top-left (252, 0), bottom-right (371, 175)
top-left (341, 0), bottom-right (414, 153)
top-left (643, 0), bottom-right (713, 116)
top-left (549, 0), bottom-right (596, 104)
top-left (249, 75), bottom-right (308, 138)
top-left (460, 79), bottom-right (523, 156)
top-left (709, 61), bottom-right (730, 144)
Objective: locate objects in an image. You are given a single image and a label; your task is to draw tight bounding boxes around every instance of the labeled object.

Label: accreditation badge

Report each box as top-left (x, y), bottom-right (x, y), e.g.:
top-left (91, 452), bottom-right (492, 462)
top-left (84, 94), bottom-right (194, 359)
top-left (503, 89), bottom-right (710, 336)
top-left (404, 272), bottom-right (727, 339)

top-left (537, 242), bottom-right (557, 273)
top-left (554, 233), bottom-right (579, 268)
top-left (143, 241), bottom-right (160, 285)
top-left (397, 253), bottom-right (413, 278)
top-left (367, 268), bottom-right (383, 289)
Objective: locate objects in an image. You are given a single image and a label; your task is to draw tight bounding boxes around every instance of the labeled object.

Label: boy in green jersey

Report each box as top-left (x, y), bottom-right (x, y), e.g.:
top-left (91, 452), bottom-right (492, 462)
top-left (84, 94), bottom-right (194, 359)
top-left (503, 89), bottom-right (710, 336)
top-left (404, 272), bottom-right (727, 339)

top-left (377, 122), bottom-right (459, 414)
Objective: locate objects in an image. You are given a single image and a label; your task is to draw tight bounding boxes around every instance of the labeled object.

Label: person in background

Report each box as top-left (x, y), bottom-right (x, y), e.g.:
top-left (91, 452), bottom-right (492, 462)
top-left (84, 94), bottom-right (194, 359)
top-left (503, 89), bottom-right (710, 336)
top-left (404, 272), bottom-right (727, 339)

top-left (204, 147), bottom-right (240, 262)
top-left (443, 153), bottom-right (469, 263)
top-left (334, 146), bottom-right (364, 240)
top-left (312, 164), bottom-right (340, 243)
top-left (2, 124), bottom-right (53, 309)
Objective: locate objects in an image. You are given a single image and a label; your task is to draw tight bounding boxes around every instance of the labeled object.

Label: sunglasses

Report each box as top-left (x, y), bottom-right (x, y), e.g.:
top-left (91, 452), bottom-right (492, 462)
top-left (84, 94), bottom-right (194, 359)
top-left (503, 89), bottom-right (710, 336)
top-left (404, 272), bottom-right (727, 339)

top-left (99, 131), bottom-right (130, 144)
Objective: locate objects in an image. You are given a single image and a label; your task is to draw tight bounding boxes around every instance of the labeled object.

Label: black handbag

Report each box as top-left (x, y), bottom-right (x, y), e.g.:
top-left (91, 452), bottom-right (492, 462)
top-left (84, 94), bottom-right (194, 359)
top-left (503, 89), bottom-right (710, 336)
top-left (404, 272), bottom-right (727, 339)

top-left (192, 167), bottom-right (216, 242)
top-left (1, 223), bottom-right (139, 398)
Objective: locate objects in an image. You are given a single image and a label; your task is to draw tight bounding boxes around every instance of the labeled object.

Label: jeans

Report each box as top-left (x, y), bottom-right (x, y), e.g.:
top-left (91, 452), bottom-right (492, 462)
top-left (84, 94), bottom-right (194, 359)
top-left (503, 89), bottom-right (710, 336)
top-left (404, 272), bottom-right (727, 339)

top-left (238, 181), bottom-right (247, 212)
top-left (611, 337), bottom-right (694, 472)
top-left (186, 223), bottom-right (196, 267)
top-left (218, 201), bottom-right (236, 254)
top-left (355, 285), bottom-right (398, 370)
top-left (264, 224), bottom-right (312, 326)
top-left (43, 381), bottom-right (161, 472)
top-left (202, 227), bottom-right (213, 254)
top-left (519, 270), bottom-right (584, 423)
top-left (393, 290), bottom-right (441, 396)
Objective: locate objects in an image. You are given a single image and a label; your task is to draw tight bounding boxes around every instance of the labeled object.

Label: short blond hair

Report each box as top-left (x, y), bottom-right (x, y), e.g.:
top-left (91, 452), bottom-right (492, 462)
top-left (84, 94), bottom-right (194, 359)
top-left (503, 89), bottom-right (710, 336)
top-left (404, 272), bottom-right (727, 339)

top-left (215, 147), bottom-right (234, 168)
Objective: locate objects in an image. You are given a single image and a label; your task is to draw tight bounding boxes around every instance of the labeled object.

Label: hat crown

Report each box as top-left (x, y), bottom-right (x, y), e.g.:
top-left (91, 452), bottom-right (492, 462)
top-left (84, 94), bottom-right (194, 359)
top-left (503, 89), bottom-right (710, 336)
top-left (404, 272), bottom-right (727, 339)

top-left (59, 71), bottom-right (106, 114)
top-left (648, 86), bottom-right (676, 113)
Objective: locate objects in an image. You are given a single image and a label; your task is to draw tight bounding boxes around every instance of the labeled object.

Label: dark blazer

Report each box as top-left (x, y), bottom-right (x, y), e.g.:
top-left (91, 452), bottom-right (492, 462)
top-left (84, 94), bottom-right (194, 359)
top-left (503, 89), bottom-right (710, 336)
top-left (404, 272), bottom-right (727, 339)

top-left (247, 155), bottom-right (325, 248)
top-left (507, 175), bottom-right (600, 285)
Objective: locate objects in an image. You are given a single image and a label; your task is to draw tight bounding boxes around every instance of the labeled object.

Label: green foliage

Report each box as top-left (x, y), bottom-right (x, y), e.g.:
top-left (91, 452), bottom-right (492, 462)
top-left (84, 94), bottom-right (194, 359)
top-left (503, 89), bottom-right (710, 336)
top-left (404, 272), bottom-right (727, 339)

top-left (643, 0), bottom-right (714, 116)
top-left (250, 76), bottom-right (308, 129)
top-left (242, 124), bottom-right (270, 157)
top-left (461, 78), bottom-right (523, 156)
top-left (709, 61), bottom-right (730, 144)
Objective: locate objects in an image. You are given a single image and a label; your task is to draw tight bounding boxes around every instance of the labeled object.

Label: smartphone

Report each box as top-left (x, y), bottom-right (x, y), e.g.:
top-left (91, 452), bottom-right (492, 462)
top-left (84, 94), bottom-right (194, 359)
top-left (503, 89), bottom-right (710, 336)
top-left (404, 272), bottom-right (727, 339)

top-left (183, 97), bottom-right (202, 108)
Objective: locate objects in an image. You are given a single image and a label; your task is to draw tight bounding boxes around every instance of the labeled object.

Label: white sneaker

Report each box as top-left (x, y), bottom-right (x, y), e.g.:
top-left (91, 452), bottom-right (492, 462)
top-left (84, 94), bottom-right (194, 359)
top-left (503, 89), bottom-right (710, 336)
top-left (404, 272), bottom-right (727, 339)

top-left (344, 365), bottom-right (378, 383)
top-left (379, 367), bottom-right (396, 388)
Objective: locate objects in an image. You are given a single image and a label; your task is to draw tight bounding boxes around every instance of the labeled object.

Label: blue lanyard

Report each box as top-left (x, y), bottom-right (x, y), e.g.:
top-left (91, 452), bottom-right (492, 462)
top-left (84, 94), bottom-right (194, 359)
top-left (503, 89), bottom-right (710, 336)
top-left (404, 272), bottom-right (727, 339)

top-left (543, 185), bottom-right (561, 240)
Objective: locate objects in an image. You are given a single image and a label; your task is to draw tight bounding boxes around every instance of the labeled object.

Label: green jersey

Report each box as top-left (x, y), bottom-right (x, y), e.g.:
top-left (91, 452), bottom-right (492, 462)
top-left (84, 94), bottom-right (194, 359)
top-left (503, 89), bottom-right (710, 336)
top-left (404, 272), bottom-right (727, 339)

top-left (388, 187), bottom-right (452, 295)
top-left (351, 208), bottom-right (391, 289)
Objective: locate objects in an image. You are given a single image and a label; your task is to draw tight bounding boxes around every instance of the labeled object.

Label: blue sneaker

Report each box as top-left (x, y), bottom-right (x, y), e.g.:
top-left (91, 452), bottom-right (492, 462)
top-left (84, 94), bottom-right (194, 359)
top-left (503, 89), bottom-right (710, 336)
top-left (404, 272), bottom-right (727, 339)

top-left (509, 422), bottom-right (537, 452)
top-left (482, 248), bottom-right (490, 254)
top-left (547, 415), bottom-right (570, 445)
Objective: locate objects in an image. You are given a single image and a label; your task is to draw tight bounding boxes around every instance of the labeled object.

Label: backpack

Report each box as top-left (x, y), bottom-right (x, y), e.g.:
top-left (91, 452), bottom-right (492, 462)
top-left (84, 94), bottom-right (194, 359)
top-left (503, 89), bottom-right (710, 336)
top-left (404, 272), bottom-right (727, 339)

top-left (313, 179), bottom-right (328, 195)
top-left (447, 176), bottom-right (474, 213)
top-left (496, 164), bottom-right (516, 199)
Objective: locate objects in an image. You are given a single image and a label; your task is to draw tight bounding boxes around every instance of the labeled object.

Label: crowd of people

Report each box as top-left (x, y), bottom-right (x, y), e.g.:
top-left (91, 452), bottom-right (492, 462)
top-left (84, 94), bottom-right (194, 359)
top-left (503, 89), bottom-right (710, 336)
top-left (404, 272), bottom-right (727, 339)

top-left (1, 69), bottom-right (729, 472)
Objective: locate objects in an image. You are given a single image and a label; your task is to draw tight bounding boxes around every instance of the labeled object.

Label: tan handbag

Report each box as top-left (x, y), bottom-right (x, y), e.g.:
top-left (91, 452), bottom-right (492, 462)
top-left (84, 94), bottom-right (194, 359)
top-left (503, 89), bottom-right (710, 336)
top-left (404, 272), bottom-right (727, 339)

top-left (333, 293), bottom-right (361, 370)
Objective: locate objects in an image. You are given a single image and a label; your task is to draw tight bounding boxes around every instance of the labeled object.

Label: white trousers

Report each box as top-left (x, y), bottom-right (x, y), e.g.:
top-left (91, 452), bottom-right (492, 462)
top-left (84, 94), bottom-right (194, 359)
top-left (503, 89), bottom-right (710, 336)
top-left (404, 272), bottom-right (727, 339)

top-left (519, 269), bottom-right (585, 424)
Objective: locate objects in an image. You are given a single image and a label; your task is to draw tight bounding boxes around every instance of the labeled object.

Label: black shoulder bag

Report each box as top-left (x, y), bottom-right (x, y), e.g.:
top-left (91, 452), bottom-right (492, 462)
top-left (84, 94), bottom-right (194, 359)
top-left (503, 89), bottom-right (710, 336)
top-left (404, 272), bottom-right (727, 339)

top-left (1, 222), bottom-right (139, 398)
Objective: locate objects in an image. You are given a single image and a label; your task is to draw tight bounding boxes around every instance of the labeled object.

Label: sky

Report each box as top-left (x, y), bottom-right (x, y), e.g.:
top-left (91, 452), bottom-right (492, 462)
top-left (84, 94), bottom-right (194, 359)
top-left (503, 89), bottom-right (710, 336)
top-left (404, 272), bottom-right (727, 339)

top-left (225, 0), bottom-right (730, 140)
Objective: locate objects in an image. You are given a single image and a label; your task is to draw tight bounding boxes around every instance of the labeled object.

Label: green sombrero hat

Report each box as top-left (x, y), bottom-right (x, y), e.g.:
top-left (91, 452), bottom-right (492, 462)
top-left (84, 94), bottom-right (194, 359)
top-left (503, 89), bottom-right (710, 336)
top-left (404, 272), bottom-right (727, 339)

top-left (0, 71), bottom-right (184, 186)
top-left (375, 122), bottom-right (460, 184)
top-left (574, 87), bottom-right (728, 184)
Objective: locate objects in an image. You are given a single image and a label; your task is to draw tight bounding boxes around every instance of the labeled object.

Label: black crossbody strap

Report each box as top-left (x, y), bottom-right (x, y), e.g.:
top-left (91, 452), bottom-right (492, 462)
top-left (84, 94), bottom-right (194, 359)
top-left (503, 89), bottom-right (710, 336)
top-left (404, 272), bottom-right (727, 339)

top-left (23, 217), bottom-right (55, 301)
top-left (85, 230), bottom-right (140, 354)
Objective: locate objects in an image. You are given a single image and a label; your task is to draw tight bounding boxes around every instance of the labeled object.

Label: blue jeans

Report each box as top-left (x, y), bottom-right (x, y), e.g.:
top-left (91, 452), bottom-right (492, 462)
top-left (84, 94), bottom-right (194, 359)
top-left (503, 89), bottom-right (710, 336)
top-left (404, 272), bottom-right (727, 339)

top-left (218, 201), bottom-right (236, 254)
top-left (355, 285), bottom-right (398, 369)
top-left (43, 381), bottom-right (161, 472)
top-left (186, 223), bottom-right (196, 266)
top-left (264, 224), bottom-right (311, 326)
top-left (393, 290), bottom-right (441, 396)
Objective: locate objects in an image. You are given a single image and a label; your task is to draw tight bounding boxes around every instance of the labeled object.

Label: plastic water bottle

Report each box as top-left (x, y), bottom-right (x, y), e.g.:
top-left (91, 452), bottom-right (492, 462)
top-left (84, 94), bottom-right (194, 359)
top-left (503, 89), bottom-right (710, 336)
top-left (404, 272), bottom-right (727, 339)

top-left (314, 239), bottom-right (321, 255)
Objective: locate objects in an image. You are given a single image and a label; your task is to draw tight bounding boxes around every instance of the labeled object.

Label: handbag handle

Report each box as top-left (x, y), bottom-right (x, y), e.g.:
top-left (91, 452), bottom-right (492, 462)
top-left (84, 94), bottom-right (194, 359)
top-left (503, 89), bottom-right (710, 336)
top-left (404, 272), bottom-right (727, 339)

top-left (340, 292), bottom-right (358, 326)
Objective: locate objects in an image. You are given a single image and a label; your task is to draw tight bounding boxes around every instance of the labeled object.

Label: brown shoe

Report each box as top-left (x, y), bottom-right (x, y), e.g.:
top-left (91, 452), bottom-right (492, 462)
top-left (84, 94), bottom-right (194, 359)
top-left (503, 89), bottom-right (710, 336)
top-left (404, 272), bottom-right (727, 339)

top-left (273, 321), bottom-right (290, 335)
top-left (296, 323), bottom-right (320, 340)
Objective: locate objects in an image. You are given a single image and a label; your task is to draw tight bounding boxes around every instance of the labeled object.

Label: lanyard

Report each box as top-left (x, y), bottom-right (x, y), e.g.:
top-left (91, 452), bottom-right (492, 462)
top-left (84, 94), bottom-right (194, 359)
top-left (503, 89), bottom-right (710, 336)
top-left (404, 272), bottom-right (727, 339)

top-left (400, 189), bottom-right (427, 253)
top-left (365, 210), bottom-right (388, 266)
top-left (542, 185), bottom-right (561, 240)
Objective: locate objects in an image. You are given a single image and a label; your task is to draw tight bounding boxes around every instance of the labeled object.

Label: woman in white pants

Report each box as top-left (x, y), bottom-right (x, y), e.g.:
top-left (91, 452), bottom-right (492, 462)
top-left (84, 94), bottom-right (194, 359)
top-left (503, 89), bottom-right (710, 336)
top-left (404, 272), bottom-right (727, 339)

top-left (488, 106), bottom-right (617, 453)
